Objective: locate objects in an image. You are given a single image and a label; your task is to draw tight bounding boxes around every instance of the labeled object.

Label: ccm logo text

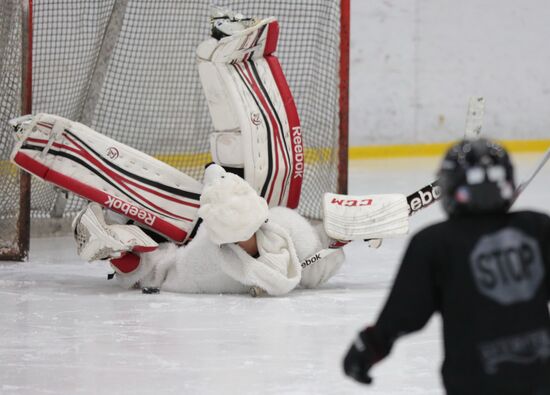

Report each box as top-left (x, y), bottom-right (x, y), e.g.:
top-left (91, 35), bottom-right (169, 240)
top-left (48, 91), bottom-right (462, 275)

top-left (331, 197), bottom-right (373, 207)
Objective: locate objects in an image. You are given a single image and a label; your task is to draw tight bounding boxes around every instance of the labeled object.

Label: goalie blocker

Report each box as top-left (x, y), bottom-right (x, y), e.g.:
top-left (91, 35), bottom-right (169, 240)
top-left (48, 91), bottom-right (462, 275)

top-left (295, 181), bottom-right (444, 272)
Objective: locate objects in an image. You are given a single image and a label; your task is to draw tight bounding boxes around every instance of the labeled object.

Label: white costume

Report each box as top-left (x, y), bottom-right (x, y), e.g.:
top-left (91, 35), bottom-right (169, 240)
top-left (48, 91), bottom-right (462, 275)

top-left (111, 165), bottom-right (344, 296)
top-left (121, 207), bottom-right (344, 295)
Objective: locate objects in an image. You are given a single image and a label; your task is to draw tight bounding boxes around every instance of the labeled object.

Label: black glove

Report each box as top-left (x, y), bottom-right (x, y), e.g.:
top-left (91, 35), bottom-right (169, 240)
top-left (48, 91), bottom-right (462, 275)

top-left (343, 327), bottom-right (382, 385)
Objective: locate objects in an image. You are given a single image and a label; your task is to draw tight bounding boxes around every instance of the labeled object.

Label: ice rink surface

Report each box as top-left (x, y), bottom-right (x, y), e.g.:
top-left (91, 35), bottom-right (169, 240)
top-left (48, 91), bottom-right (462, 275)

top-left (1, 154), bottom-right (549, 395)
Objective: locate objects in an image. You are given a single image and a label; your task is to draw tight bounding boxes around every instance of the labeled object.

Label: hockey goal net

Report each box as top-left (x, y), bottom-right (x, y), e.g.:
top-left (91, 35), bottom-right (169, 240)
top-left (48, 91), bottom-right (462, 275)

top-left (0, 0), bottom-right (349, 260)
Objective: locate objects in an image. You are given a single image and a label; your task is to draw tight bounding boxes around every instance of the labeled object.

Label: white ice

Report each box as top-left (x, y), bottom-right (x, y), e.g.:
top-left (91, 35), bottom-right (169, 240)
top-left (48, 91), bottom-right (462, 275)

top-left (1, 154), bottom-right (549, 395)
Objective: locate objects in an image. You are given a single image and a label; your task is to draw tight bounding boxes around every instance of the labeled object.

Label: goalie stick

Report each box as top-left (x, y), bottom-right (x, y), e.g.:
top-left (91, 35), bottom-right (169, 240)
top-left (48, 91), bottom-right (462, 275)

top-left (316, 96), bottom-right (485, 249)
top-left (319, 98), bottom-right (483, 246)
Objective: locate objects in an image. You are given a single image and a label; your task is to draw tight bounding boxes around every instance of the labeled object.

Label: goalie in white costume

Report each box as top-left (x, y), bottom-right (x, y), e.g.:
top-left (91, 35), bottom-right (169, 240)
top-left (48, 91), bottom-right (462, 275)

top-left (9, 7), bottom-right (356, 295)
top-left (9, 7), bottom-right (412, 295)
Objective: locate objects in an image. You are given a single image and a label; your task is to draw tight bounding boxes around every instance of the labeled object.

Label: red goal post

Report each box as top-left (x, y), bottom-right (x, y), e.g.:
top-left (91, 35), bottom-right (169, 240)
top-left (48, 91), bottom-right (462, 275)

top-left (0, 0), bottom-right (350, 261)
top-left (0, 0), bottom-right (32, 260)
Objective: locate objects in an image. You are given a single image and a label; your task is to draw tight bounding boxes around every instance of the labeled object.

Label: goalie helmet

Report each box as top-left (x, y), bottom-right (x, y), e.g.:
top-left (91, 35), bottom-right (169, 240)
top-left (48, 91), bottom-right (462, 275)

top-left (438, 138), bottom-right (515, 216)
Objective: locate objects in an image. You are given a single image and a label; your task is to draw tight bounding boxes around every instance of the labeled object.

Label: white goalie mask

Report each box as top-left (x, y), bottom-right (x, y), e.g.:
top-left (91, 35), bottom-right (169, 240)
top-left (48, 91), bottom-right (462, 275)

top-left (198, 164), bottom-right (269, 245)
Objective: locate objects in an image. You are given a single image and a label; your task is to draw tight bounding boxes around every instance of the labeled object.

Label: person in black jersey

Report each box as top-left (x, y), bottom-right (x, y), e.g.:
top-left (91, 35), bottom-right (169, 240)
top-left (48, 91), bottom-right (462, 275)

top-left (343, 138), bottom-right (550, 395)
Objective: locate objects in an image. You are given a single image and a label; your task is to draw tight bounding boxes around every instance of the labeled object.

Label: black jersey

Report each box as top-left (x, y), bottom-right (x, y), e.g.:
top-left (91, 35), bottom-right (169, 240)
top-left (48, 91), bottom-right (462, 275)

top-left (372, 210), bottom-right (550, 395)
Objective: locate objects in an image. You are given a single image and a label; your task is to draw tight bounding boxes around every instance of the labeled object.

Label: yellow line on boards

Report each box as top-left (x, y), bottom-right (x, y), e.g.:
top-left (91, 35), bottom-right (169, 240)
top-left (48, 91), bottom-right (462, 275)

top-left (154, 147), bottom-right (335, 168)
top-left (1, 147), bottom-right (336, 176)
top-left (3, 140), bottom-right (549, 176)
top-left (349, 139), bottom-right (550, 160)
top-left (499, 139), bottom-right (550, 153)
top-left (154, 152), bottom-right (213, 169)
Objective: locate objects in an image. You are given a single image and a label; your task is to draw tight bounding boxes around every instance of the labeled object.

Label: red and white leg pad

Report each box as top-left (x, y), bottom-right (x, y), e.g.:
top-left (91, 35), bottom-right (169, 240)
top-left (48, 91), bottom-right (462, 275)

top-left (9, 113), bottom-right (203, 243)
top-left (197, 11), bottom-right (303, 208)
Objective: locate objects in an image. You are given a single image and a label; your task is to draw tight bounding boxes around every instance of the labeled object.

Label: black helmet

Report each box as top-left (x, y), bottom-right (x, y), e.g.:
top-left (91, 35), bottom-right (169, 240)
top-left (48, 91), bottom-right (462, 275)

top-left (437, 138), bottom-right (515, 216)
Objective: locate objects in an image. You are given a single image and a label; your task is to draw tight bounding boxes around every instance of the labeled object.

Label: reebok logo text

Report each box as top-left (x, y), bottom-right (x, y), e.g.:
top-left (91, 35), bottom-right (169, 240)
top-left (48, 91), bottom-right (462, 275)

top-left (301, 253), bottom-right (321, 268)
top-left (105, 196), bottom-right (156, 226)
top-left (408, 183), bottom-right (441, 213)
top-left (292, 126), bottom-right (304, 179)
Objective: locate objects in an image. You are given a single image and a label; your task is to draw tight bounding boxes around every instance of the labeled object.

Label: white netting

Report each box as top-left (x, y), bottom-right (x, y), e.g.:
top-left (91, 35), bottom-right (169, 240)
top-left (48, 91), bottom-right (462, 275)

top-left (1, 1), bottom-right (345, 252)
top-left (0, 0), bottom-right (23, 253)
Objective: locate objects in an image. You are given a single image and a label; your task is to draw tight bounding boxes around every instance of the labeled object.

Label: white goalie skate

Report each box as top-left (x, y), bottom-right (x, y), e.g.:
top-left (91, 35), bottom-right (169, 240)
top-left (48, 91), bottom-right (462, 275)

top-left (209, 5), bottom-right (259, 38)
top-left (72, 203), bottom-right (158, 262)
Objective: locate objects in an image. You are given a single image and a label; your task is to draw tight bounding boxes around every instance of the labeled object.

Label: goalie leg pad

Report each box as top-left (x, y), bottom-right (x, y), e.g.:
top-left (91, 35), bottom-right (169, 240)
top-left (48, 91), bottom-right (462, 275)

top-left (10, 113), bottom-right (203, 243)
top-left (198, 17), bottom-right (303, 208)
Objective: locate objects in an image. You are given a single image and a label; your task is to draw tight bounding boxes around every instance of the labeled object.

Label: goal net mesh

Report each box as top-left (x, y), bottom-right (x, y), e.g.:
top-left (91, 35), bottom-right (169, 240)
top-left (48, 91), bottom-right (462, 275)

top-left (0, 0), bottom-right (24, 253)
top-left (1, 0), bottom-right (345, 252)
